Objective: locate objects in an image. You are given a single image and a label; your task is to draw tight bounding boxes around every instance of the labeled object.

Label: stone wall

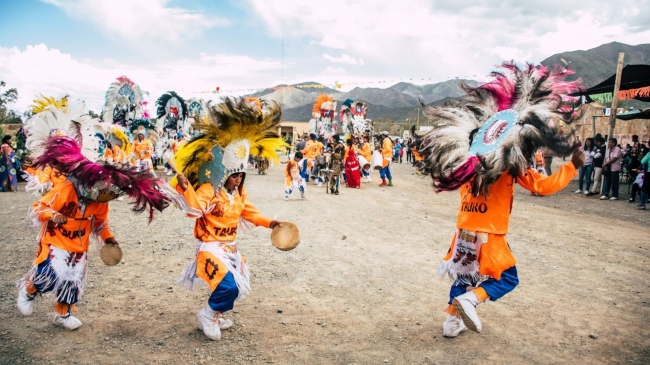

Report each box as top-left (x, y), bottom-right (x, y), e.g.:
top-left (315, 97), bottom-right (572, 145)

top-left (573, 103), bottom-right (649, 146)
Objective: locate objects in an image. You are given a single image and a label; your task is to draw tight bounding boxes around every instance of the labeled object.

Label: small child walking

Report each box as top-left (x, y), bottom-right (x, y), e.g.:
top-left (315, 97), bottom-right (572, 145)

top-left (283, 151), bottom-right (309, 200)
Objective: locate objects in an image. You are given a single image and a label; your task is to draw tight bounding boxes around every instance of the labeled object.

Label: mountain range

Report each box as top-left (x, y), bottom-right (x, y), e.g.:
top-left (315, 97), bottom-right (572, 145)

top-left (246, 42), bottom-right (650, 122)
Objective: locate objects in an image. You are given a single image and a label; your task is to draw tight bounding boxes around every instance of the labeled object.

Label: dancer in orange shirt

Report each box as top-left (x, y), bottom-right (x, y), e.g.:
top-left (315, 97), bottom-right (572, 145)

top-left (171, 97), bottom-right (287, 341)
top-left (17, 102), bottom-right (171, 331)
top-left (133, 131), bottom-right (154, 174)
top-left (418, 62), bottom-right (583, 338)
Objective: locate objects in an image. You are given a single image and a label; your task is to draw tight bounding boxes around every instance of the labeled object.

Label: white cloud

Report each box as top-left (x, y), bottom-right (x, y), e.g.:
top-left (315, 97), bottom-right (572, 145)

top-left (490, 47), bottom-right (534, 63)
top-left (0, 44), bottom-right (283, 112)
top-left (323, 53), bottom-right (364, 65)
top-left (249, 0), bottom-right (650, 80)
top-left (320, 67), bottom-right (347, 76)
top-left (310, 35), bottom-right (347, 49)
top-left (42, 0), bottom-right (225, 44)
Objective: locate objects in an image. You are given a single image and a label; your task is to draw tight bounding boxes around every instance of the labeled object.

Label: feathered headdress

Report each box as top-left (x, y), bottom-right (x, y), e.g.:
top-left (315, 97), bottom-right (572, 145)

top-left (130, 118), bottom-right (159, 146)
top-left (156, 91), bottom-right (188, 132)
top-left (312, 93), bottom-right (335, 116)
top-left (418, 62), bottom-right (580, 196)
top-left (24, 99), bottom-right (103, 162)
top-left (31, 94), bottom-right (69, 114)
top-left (102, 76), bottom-right (146, 126)
top-left (107, 125), bottom-right (131, 156)
top-left (171, 97), bottom-right (287, 194)
top-left (339, 99), bottom-right (368, 137)
top-left (33, 136), bottom-right (170, 222)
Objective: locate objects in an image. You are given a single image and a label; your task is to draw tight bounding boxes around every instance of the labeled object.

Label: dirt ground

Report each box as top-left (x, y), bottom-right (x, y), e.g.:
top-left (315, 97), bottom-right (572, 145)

top-left (1, 158), bottom-right (649, 365)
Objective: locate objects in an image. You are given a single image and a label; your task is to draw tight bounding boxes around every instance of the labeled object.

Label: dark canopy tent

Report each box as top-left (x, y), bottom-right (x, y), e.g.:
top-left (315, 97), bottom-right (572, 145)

top-left (573, 64), bottom-right (650, 103)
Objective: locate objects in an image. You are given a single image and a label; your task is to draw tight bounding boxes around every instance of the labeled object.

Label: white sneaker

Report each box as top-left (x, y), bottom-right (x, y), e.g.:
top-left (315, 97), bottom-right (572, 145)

top-left (53, 313), bottom-right (82, 330)
top-left (197, 306), bottom-right (222, 340)
top-left (17, 287), bottom-right (35, 316)
top-left (583, 190), bottom-right (589, 195)
top-left (284, 196), bottom-right (289, 201)
top-left (442, 314), bottom-right (467, 338)
top-left (300, 191), bottom-right (306, 199)
top-left (317, 182), bottom-right (322, 187)
top-left (218, 318), bottom-right (233, 330)
top-left (609, 197), bottom-right (618, 200)
top-left (599, 195), bottom-right (608, 200)
top-left (574, 189), bottom-right (582, 193)
top-left (452, 291), bottom-right (482, 333)
top-left (165, 171), bottom-right (173, 176)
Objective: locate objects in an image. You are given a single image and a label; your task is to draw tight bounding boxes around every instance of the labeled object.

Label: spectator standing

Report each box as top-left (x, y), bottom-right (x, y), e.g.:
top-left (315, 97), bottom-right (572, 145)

top-left (404, 138), bottom-right (411, 163)
top-left (575, 138), bottom-right (594, 194)
top-left (600, 138), bottom-right (622, 200)
top-left (587, 137), bottom-right (606, 196)
top-left (637, 151), bottom-right (650, 210)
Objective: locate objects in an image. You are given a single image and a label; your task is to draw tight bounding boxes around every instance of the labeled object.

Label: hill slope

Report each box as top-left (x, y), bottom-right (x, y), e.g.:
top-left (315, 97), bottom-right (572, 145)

top-left (541, 42), bottom-right (650, 88)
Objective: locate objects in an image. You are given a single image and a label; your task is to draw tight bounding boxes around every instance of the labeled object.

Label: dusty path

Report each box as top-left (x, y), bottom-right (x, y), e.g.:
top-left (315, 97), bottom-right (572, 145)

top-left (0, 158), bottom-right (648, 364)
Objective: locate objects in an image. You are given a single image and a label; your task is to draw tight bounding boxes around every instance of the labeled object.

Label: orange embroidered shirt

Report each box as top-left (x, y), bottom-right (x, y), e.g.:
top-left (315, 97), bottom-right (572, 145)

top-left (133, 139), bottom-right (153, 160)
top-left (358, 143), bottom-right (372, 163)
top-left (456, 163), bottom-right (577, 234)
top-left (382, 138), bottom-right (393, 158)
top-left (178, 183), bottom-right (272, 242)
top-left (33, 181), bottom-right (114, 263)
top-left (37, 165), bottom-right (66, 187)
top-left (444, 162), bottom-right (577, 280)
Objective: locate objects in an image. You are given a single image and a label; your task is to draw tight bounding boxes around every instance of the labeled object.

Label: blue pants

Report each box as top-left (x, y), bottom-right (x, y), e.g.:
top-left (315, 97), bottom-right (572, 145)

top-left (361, 169), bottom-right (369, 177)
top-left (207, 271), bottom-right (239, 313)
top-left (447, 266), bottom-right (519, 304)
top-left (602, 171), bottom-right (620, 198)
top-left (379, 165), bottom-right (392, 180)
top-left (33, 257), bottom-right (79, 306)
top-left (578, 165), bottom-right (593, 191)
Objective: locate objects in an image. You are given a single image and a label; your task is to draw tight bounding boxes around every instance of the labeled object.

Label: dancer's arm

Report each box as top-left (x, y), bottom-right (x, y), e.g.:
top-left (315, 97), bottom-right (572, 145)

top-left (517, 150), bottom-right (584, 196)
top-left (240, 189), bottom-right (279, 229)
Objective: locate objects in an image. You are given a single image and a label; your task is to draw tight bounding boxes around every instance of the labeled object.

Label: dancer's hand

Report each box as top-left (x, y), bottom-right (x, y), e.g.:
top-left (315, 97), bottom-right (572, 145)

top-left (571, 149), bottom-right (585, 169)
top-left (105, 237), bottom-right (119, 246)
top-left (51, 214), bottom-right (67, 225)
top-left (269, 220), bottom-right (281, 229)
top-left (177, 173), bottom-right (189, 191)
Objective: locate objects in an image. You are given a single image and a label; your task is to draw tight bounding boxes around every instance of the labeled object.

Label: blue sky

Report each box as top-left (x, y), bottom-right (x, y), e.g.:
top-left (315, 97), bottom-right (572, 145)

top-left (1, 0), bottom-right (649, 112)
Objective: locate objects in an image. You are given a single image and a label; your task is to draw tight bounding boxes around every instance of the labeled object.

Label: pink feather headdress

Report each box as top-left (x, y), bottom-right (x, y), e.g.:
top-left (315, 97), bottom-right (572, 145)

top-left (418, 62), bottom-right (581, 196)
top-left (33, 136), bottom-right (170, 222)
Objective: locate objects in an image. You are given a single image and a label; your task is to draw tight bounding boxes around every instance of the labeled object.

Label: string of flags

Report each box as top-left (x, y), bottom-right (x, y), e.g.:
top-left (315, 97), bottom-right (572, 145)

top-left (194, 75), bottom-right (482, 95)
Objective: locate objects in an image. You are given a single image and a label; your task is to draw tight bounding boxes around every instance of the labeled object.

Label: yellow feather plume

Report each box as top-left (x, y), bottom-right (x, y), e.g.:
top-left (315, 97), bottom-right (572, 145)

top-left (109, 126), bottom-right (132, 155)
top-left (31, 94), bottom-right (68, 114)
top-left (171, 97), bottom-right (288, 188)
top-left (313, 93), bottom-right (333, 113)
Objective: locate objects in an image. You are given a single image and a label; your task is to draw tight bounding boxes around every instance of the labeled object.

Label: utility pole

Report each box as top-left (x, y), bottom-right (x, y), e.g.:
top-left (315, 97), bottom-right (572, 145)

top-left (608, 52), bottom-right (625, 140)
top-left (416, 108), bottom-right (420, 131)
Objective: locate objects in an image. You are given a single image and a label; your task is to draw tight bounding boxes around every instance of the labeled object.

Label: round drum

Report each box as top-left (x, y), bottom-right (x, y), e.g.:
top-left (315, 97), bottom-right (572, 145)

top-left (271, 222), bottom-right (301, 251)
top-left (357, 155), bottom-right (371, 171)
top-left (100, 243), bottom-right (122, 266)
top-left (372, 150), bottom-right (383, 171)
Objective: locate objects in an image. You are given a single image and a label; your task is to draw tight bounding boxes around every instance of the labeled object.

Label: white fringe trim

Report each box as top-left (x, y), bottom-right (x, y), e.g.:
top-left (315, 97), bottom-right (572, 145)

top-left (158, 182), bottom-right (203, 219)
top-left (176, 240), bottom-right (250, 301)
top-left (17, 255), bottom-right (88, 304)
top-left (24, 174), bottom-right (52, 195)
top-left (436, 259), bottom-right (489, 285)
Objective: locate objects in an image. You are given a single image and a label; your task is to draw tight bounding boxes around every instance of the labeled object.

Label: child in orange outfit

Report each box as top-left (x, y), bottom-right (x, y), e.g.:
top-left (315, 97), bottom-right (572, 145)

top-left (283, 151), bottom-right (309, 200)
top-left (440, 150), bottom-right (584, 336)
top-left (171, 96), bottom-right (287, 341)
top-left (417, 62), bottom-right (583, 338)
top-left (17, 181), bottom-right (117, 330)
